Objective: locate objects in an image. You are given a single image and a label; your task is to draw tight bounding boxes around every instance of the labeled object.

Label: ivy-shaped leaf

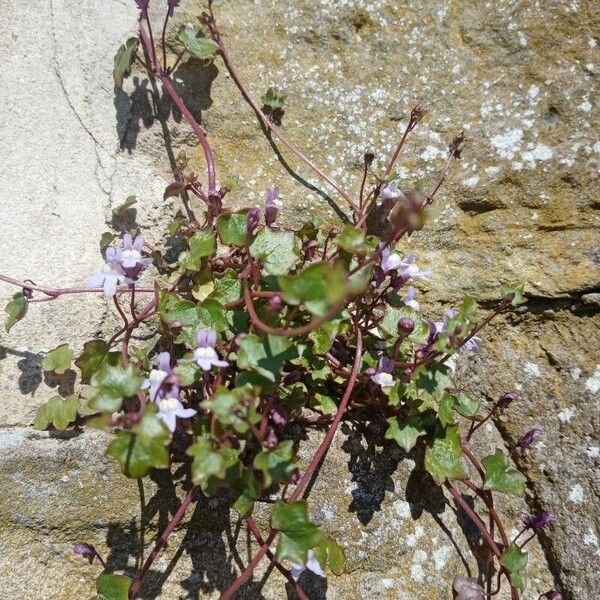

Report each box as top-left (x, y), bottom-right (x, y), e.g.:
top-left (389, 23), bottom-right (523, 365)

top-left (424, 424), bottom-right (467, 485)
top-left (76, 340), bottom-right (122, 384)
top-left (90, 364), bottom-right (143, 413)
top-left (272, 500), bottom-right (324, 564)
top-left (216, 210), bottom-right (249, 247)
top-left (253, 440), bottom-right (296, 488)
top-left (337, 225), bottom-right (365, 254)
top-left (385, 415), bottom-right (427, 452)
top-left (41, 344), bottom-right (73, 375)
top-left (113, 37), bottom-right (138, 86)
top-left (308, 319), bottom-right (341, 355)
top-left (250, 228), bottom-right (299, 276)
top-left (96, 572), bottom-right (131, 600)
top-left (499, 543), bottom-right (528, 591)
top-left (188, 437), bottom-right (230, 487)
top-left (4, 292), bottom-right (27, 333)
top-left (209, 269), bottom-right (242, 304)
top-left (279, 262), bottom-right (347, 317)
top-left (201, 386), bottom-right (260, 434)
top-left (236, 334), bottom-right (297, 382)
top-left (314, 536), bottom-right (346, 576)
top-left (178, 230), bottom-right (216, 272)
top-left (262, 87), bottom-right (286, 109)
top-left (177, 25), bottom-right (218, 60)
top-left (500, 283), bottom-right (526, 307)
top-left (380, 305), bottom-right (428, 344)
top-left (163, 180), bottom-right (187, 200)
top-left (481, 449), bottom-right (526, 496)
top-left (454, 392), bottom-right (479, 418)
top-left (33, 395), bottom-right (79, 431)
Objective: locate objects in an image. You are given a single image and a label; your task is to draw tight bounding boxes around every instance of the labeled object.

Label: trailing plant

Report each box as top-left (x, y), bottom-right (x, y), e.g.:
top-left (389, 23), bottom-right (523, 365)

top-left (1, 1), bottom-right (561, 599)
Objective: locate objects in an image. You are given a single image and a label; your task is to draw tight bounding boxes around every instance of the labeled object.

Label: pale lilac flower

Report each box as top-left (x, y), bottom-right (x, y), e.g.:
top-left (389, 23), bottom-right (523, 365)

top-left (399, 253), bottom-right (431, 281)
top-left (265, 186), bottom-right (282, 226)
top-left (106, 233), bottom-right (152, 279)
top-left (156, 396), bottom-right (196, 432)
top-left (247, 207), bottom-right (260, 233)
top-left (142, 352), bottom-right (175, 401)
top-left (380, 247), bottom-right (404, 273)
top-left (290, 550), bottom-right (323, 580)
top-left (73, 543), bottom-right (98, 565)
top-left (403, 286), bottom-right (420, 311)
top-left (192, 329), bottom-right (229, 371)
top-left (541, 591), bottom-right (563, 600)
top-left (463, 335), bottom-right (482, 352)
top-left (371, 356), bottom-right (395, 388)
top-left (380, 182), bottom-right (399, 201)
top-left (87, 264), bottom-right (128, 297)
top-left (518, 510), bottom-right (556, 532)
top-left (453, 576), bottom-right (485, 600)
top-left (498, 391), bottom-right (518, 411)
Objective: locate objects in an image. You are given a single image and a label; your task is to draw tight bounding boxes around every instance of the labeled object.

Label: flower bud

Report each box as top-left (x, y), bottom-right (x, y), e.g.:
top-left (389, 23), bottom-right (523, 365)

top-left (363, 149), bottom-right (375, 166)
top-left (515, 428), bottom-right (543, 451)
top-left (400, 367), bottom-right (413, 383)
top-left (410, 103), bottom-right (427, 126)
top-left (73, 543), bottom-right (97, 565)
top-left (518, 510), bottom-right (556, 532)
top-left (498, 391), bottom-right (517, 411)
top-left (266, 426), bottom-right (279, 449)
top-left (541, 591), bottom-right (562, 600)
top-left (398, 317), bottom-right (414, 337)
top-left (170, 320), bottom-right (183, 334)
top-left (283, 370), bottom-right (302, 385)
top-left (265, 186), bottom-right (281, 226)
top-left (246, 207), bottom-right (260, 234)
top-left (290, 468), bottom-right (301, 485)
top-left (267, 294), bottom-right (283, 314)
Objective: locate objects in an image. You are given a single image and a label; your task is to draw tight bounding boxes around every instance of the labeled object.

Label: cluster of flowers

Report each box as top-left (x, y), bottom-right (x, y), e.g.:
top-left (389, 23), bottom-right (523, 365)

top-left (142, 329), bottom-right (228, 432)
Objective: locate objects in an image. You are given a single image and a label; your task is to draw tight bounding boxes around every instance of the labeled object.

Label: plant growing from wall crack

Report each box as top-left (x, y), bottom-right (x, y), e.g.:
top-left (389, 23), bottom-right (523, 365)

top-left (1, 1), bottom-right (562, 599)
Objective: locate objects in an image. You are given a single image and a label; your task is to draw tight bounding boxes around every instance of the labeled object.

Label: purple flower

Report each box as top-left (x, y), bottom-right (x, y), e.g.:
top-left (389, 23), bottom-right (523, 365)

top-left (141, 352), bottom-right (176, 402)
top-left (518, 510), bottom-right (556, 531)
top-left (398, 316), bottom-right (415, 337)
top-left (515, 428), bottom-right (543, 451)
top-left (400, 253), bottom-right (431, 282)
top-left (403, 286), bottom-right (420, 311)
top-left (265, 186), bottom-right (282, 226)
top-left (192, 329), bottom-right (229, 371)
top-left (106, 233), bottom-right (152, 279)
top-left (73, 543), bottom-right (97, 565)
top-left (156, 396), bottom-right (196, 432)
top-left (290, 550), bottom-right (323, 580)
top-left (371, 356), bottom-right (395, 388)
top-left (540, 591), bottom-right (563, 600)
top-left (86, 264), bottom-right (128, 297)
top-left (463, 335), bottom-right (482, 352)
top-left (167, 0), bottom-right (181, 17)
top-left (453, 576), bottom-right (485, 600)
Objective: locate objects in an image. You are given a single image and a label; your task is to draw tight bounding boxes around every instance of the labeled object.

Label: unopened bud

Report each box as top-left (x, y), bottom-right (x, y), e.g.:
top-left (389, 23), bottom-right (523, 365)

top-left (363, 149), bottom-right (375, 166)
top-left (449, 130), bottom-right (465, 158)
top-left (515, 428), bottom-right (543, 451)
top-left (267, 294), bottom-right (283, 314)
top-left (498, 391), bottom-right (517, 411)
top-left (541, 591), bottom-right (562, 600)
top-left (410, 103), bottom-right (427, 125)
top-left (73, 543), bottom-right (97, 565)
top-left (290, 468), bottom-right (301, 485)
top-left (283, 370), bottom-right (302, 385)
top-left (398, 317), bottom-right (414, 337)
top-left (170, 320), bottom-right (182, 334)
top-left (266, 426), bottom-right (278, 449)
top-left (246, 207), bottom-right (260, 234)
top-left (518, 510), bottom-right (556, 532)
top-left (401, 367), bottom-right (413, 383)
top-left (329, 227), bottom-right (339, 238)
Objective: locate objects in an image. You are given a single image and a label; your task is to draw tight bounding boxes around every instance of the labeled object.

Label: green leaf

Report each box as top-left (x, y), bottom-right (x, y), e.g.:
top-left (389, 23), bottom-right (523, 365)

top-left (113, 37), bottom-right (138, 86)
top-left (454, 392), bottom-right (479, 417)
top-left (500, 283), bottom-right (526, 306)
top-left (173, 362), bottom-right (200, 386)
top-left (412, 364), bottom-right (453, 412)
top-left (100, 232), bottom-right (116, 252)
top-left (107, 429), bottom-right (169, 479)
top-left (187, 437), bottom-right (227, 485)
top-left (481, 449), bottom-right (526, 496)
top-left (337, 225), bottom-right (365, 254)
top-left (424, 424), bottom-right (467, 485)
top-left (90, 364), bottom-right (143, 413)
top-left (5, 292), bottom-right (27, 333)
top-left (236, 334), bottom-right (297, 382)
top-left (133, 405), bottom-right (170, 444)
top-left (250, 228), bottom-right (299, 276)
top-left (232, 471), bottom-right (261, 518)
top-left (313, 392), bottom-right (337, 415)
top-left (438, 393), bottom-right (456, 426)
top-left (41, 344), bottom-right (73, 375)
top-left (380, 305), bottom-right (428, 344)
top-left (96, 572), bottom-right (131, 600)
top-left (209, 269), bottom-right (242, 304)
top-left (314, 536), bottom-right (346, 575)
top-left (272, 500), bottom-right (324, 564)
top-left (177, 25), bottom-right (218, 60)
top-left (500, 543), bottom-right (528, 591)
top-left (216, 210), bottom-right (249, 247)
top-left (261, 87), bottom-right (286, 109)
top-left (308, 319), bottom-right (341, 355)
top-left (201, 386), bottom-right (259, 433)
top-left (279, 262), bottom-right (346, 317)
top-left (254, 440), bottom-right (296, 487)
top-left (197, 299), bottom-right (228, 332)
top-left (76, 341), bottom-right (121, 384)
top-left (33, 395), bottom-right (79, 431)
top-left (457, 296), bottom-right (480, 322)
top-left (385, 415), bottom-right (427, 452)
top-left (178, 231), bottom-right (216, 272)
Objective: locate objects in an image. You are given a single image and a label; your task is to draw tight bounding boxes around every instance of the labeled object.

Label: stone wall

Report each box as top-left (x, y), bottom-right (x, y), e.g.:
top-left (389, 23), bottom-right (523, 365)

top-left (0, 0), bottom-right (598, 598)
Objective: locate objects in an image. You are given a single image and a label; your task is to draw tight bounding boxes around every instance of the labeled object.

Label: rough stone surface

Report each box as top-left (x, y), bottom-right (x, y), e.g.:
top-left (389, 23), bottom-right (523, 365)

top-left (0, 0), bottom-right (598, 599)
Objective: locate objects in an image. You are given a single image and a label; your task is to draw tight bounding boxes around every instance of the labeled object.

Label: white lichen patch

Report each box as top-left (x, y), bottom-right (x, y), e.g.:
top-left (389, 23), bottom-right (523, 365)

top-left (558, 407), bottom-right (576, 423)
top-left (524, 362), bottom-right (542, 378)
top-left (585, 365), bottom-right (600, 394)
top-left (568, 484), bottom-right (585, 504)
top-left (490, 128), bottom-right (523, 159)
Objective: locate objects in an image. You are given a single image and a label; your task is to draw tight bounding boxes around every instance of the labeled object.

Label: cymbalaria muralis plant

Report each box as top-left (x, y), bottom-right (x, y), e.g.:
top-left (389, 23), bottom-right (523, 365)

top-left (1, 1), bottom-right (562, 599)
